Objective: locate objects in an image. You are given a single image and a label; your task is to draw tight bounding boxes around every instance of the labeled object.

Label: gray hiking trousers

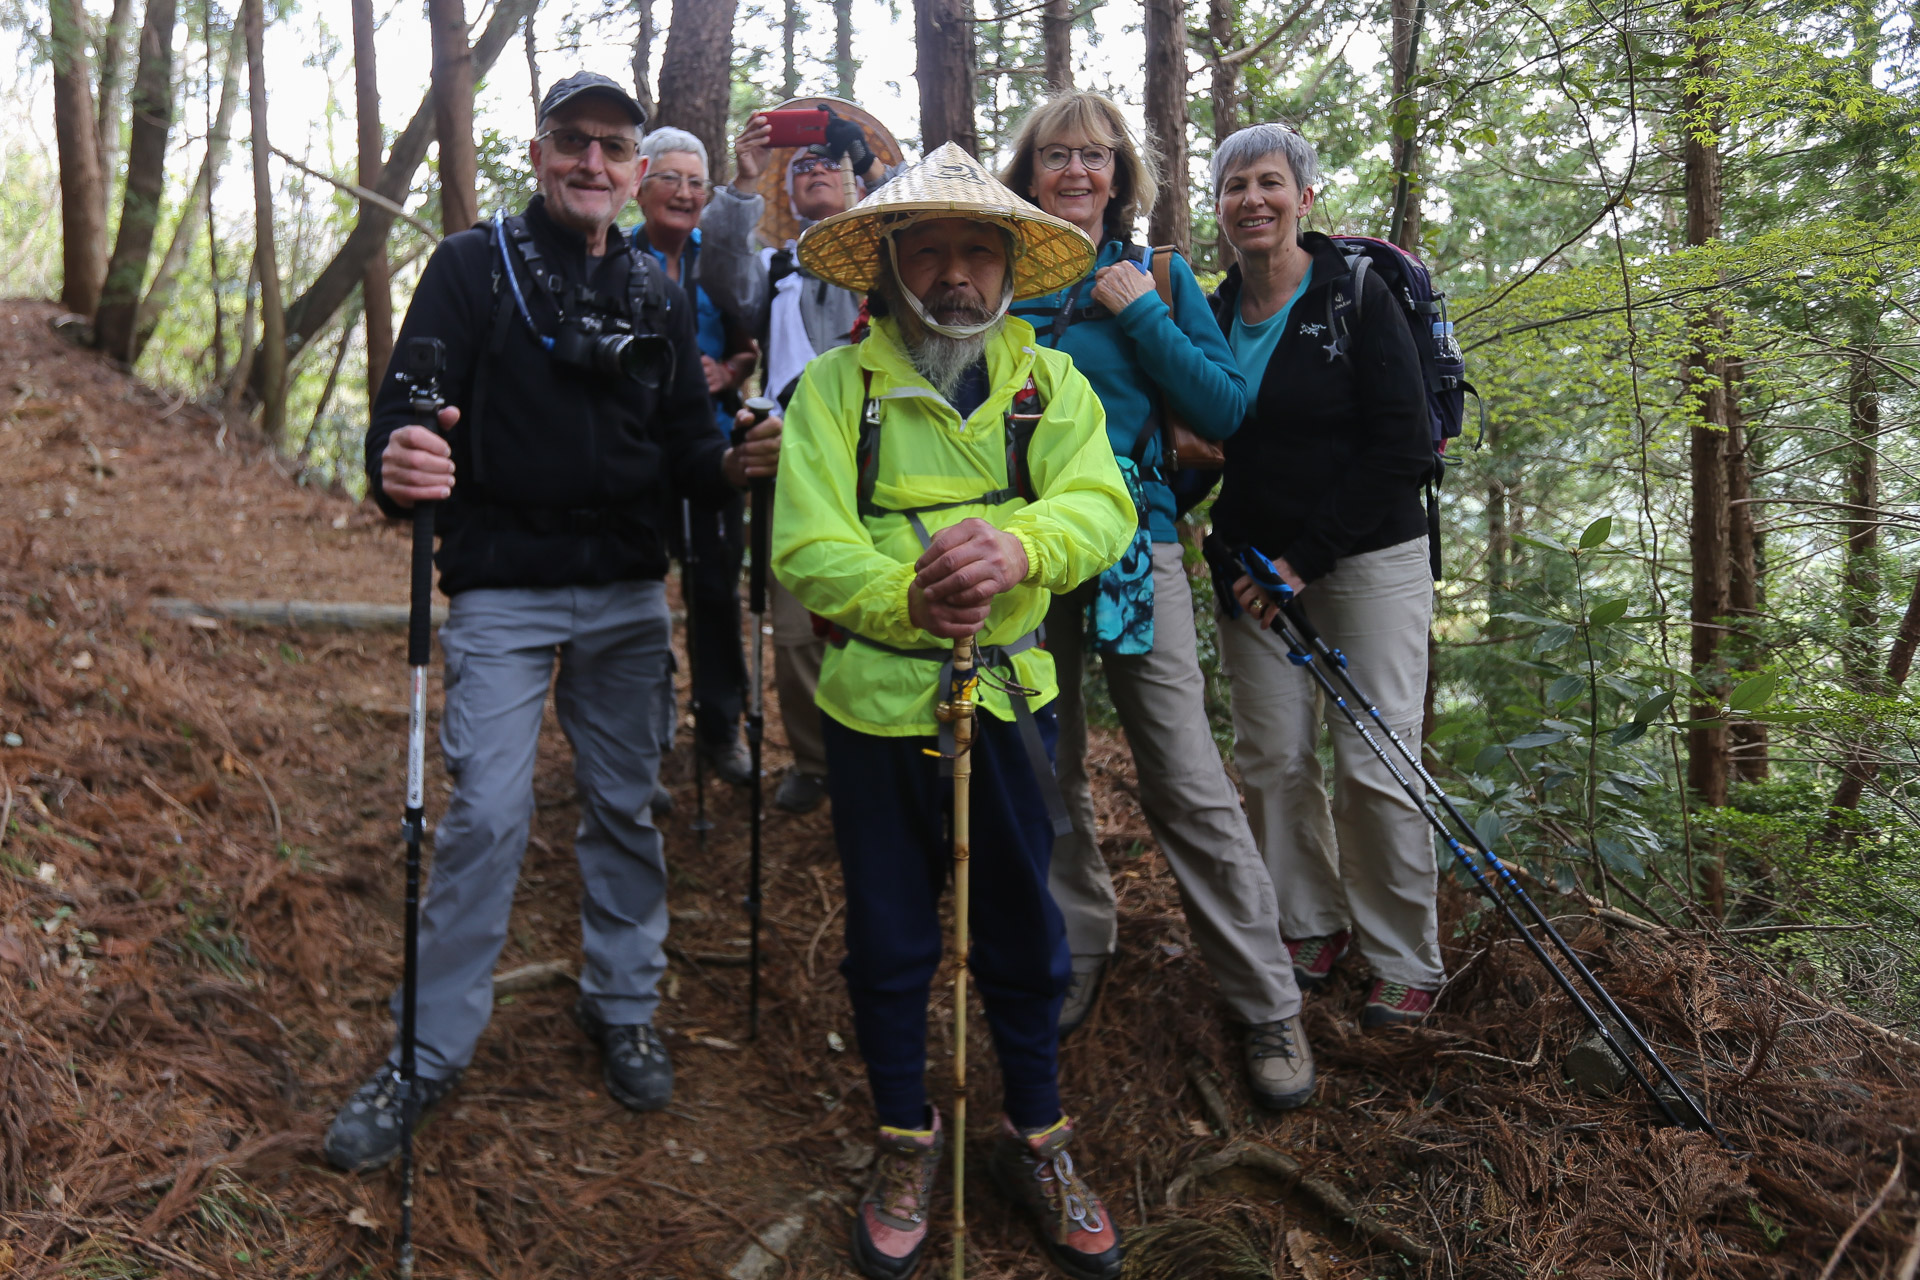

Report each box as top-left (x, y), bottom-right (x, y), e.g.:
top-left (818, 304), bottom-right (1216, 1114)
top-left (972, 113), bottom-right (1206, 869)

top-left (387, 581), bottom-right (674, 1080)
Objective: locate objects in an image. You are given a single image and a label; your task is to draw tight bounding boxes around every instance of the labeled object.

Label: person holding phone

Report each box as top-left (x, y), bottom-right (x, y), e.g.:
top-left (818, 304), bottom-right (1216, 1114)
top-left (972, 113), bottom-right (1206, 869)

top-left (698, 99), bottom-right (906, 816)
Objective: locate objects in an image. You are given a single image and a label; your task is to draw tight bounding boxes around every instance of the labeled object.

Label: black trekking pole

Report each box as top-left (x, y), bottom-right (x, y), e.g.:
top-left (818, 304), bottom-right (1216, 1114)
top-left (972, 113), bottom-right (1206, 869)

top-left (394, 337), bottom-right (448, 1277)
top-left (732, 396), bottom-right (778, 1039)
top-left (1238, 549), bottom-right (1733, 1151)
top-left (682, 499), bottom-right (712, 849)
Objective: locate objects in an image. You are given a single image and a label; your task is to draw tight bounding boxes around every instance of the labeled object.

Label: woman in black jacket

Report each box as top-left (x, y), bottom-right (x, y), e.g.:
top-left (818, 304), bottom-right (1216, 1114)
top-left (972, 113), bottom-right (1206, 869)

top-left (1207, 123), bottom-right (1444, 1028)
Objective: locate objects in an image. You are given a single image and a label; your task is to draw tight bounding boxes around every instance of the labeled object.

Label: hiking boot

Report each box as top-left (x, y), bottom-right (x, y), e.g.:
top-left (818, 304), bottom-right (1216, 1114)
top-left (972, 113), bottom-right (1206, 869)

top-left (851, 1111), bottom-right (944, 1279)
top-left (1245, 1014), bottom-right (1316, 1110)
top-left (649, 785), bottom-right (674, 818)
top-left (773, 769), bottom-right (828, 813)
top-left (1363, 980), bottom-right (1437, 1028)
top-left (988, 1116), bottom-right (1123, 1280)
top-left (701, 739), bottom-right (754, 787)
top-left (573, 998), bottom-right (674, 1111)
top-left (1057, 955), bottom-right (1108, 1039)
top-left (1284, 930), bottom-right (1351, 992)
top-left (323, 1065), bottom-right (461, 1172)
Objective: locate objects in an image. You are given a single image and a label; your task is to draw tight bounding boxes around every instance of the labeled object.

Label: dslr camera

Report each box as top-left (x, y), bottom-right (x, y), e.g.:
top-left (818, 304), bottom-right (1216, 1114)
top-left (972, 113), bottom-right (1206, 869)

top-left (549, 283), bottom-right (673, 389)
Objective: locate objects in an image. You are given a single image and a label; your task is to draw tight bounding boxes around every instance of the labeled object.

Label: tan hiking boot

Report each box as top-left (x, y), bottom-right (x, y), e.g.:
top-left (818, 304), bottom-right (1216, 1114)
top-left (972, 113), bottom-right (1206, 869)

top-left (1245, 1014), bottom-right (1316, 1110)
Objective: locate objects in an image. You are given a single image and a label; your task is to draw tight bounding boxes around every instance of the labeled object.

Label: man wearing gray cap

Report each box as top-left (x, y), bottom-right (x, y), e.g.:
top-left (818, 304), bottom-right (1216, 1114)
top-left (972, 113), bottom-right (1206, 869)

top-left (326, 72), bottom-right (783, 1172)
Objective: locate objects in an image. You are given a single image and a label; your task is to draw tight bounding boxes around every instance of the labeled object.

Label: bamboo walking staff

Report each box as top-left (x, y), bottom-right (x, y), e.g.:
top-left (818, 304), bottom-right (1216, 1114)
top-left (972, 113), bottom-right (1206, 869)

top-left (940, 632), bottom-right (979, 1280)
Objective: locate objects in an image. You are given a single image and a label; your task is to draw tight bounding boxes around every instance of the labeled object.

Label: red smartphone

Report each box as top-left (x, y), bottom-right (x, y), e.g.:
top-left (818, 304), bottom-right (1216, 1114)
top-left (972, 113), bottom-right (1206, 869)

top-left (762, 108), bottom-right (830, 148)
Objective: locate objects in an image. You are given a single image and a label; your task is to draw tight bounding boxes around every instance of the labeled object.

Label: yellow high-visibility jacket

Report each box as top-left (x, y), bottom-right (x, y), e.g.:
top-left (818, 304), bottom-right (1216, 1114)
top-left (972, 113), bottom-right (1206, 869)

top-left (771, 315), bottom-right (1133, 737)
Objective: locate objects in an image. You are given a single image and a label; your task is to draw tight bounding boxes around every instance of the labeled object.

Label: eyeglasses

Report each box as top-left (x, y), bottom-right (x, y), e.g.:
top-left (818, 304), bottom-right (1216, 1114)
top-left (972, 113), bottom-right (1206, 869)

top-left (536, 127), bottom-right (638, 164)
top-left (790, 155), bottom-right (844, 176)
top-left (1037, 144), bottom-right (1113, 171)
top-left (644, 172), bottom-right (710, 194)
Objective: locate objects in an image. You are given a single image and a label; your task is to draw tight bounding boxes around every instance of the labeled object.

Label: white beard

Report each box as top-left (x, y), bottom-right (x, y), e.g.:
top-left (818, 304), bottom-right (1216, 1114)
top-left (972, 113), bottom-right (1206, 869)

top-left (907, 326), bottom-right (996, 399)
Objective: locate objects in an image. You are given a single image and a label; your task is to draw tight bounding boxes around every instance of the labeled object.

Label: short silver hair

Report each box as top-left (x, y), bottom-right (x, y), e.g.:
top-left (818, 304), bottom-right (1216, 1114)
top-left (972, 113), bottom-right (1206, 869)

top-left (638, 126), bottom-right (709, 175)
top-left (1211, 124), bottom-right (1320, 199)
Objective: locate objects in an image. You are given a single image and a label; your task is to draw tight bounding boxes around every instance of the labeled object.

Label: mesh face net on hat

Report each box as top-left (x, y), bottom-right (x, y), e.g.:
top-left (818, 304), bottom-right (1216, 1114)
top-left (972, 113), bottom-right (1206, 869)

top-left (795, 142), bottom-right (1096, 302)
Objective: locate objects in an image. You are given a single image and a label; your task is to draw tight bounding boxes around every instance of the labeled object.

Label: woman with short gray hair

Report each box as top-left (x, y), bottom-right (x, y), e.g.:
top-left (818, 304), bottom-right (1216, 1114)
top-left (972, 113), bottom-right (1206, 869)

top-left (1204, 123), bottom-right (1445, 1029)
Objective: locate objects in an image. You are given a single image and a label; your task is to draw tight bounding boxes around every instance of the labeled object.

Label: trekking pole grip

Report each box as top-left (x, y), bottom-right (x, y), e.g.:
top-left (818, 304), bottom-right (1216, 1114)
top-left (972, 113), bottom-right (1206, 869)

top-left (735, 396), bottom-right (779, 616)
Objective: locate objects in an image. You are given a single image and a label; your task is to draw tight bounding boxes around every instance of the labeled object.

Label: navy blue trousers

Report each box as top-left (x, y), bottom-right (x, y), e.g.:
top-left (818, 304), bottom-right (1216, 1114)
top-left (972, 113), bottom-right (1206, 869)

top-left (823, 707), bottom-right (1069, 1131)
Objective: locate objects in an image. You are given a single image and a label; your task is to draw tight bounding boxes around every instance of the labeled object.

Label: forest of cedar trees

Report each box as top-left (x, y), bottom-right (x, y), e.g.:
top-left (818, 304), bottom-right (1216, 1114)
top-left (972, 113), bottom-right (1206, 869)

top-left (3, 0), bottom-right (1920, 1275)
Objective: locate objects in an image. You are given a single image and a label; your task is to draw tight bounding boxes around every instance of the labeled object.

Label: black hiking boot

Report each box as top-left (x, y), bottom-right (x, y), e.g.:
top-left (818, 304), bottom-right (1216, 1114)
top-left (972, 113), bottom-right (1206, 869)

top-left (573, 998), bottom-right (674, 1111)
top-left (323, 1065), bottom-right (461, 1172)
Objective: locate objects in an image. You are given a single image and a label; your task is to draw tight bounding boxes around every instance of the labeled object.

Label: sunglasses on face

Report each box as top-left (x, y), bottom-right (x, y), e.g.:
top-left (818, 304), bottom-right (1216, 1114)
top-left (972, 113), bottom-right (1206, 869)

top-left (1037, 144), bottom-right (1113, 171)
top-left (644, 172), bottom-right (710, 194)
top-left (791, 155), bottom-right (843, 177)
top-left (537, 127), bottom-right (639, 164)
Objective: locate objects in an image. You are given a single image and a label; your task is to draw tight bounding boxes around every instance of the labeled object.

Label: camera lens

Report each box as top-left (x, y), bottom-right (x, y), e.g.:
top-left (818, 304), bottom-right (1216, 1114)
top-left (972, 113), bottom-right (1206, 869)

top-left (603, 333), bottom-right (673, 388)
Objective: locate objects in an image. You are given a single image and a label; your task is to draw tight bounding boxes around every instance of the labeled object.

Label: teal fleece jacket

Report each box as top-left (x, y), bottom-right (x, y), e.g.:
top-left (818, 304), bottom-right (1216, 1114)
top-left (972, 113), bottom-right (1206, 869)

top-left (1010, 242), bottom-right (1248, 542)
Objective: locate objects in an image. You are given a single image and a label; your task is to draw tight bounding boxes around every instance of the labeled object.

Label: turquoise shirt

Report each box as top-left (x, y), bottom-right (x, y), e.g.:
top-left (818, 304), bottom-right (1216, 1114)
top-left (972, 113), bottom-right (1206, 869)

top-left (1228, 264), bottom-right (1313, 392)
top-left (1011, 242), bottom-right (1249, 542)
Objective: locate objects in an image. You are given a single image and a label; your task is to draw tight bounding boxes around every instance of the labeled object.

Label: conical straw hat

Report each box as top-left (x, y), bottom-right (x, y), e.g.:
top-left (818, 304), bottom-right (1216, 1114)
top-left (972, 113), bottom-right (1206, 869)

top-left (752, 97), bottom-right (905, 250)
top-left (796, 141), bottom-right (1096, 300)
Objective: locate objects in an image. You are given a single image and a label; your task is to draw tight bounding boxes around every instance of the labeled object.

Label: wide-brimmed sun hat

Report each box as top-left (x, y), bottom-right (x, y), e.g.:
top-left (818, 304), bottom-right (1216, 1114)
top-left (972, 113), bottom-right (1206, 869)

top-left (753, 96), bottom-right (905, 250)
top-left (796, 141), bottom-right (1096, 301)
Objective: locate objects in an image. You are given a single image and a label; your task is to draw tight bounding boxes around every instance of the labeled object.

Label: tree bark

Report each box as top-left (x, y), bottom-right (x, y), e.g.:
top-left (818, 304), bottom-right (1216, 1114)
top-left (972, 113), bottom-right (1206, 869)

top-left (782, 0), bottom-right (802, 98)
top-left (1044, 0), bottom-right (1074, 89)
top-left (524, 8), bottom-right (542, 127)
top-left (354, 0), bottom-right (394, 402)
top-left (1205, 0), bottom-right (1237, 280)
top-left (631, 0), bottom-right (656, 122)
top-left (93, 0), bottom-right (179, 363)
top-left (1727, 409), bottom-right (1768, 781)
top-left (51, 0), bottom-right (108, 317)
top-left (914, 0), bottom-right (978, 155)
top-left (133, 15), bottom-right (245, 359)
top-left (1387, 0), bottom-right (1425, 248)
top-left (430, 0), bottom-right (479, 236)
top-left (834, 0), bottom-right (857, 99)
top-left (1842, 349), bottom-right (1882, 687)
top-left (94, 0), bottom-right (137, 230)
top-left (244, 0), bottom-right (287, 444)
top-left (655, 0), bottom-right (737, 174)
top-left (1144, 0), bottom-right (1190, 254)
top-left (248, 0), bottom-right (535, 401)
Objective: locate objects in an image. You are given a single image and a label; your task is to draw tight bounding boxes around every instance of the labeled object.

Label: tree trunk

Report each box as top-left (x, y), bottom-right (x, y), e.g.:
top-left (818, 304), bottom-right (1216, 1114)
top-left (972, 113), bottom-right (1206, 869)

top-left (1205, 0), bottom-right (1237, 269)
top-left (914, 0), bottom-right (978, 155)
top-left (354, 0), bottom-right (395, 403)
top-left (1144, 0), bottom-right (1190, 254)
top-left (834, 0), bottom-right (856, 99)
top-left (51, 0), bottom-right (108, 317)
top-left (631, 0), bottom-right (656, 122)
top-left (524, 9), bottom-right (542, 126)
top-left (93, 0), bottom-right (179, 363)
top-left (782, 0), bottom-right (801, 98)
top-left (94, 0), bottom-right (137, 231)
top-left (1387, 0), bottom-right (1425, 248)
top-left (248, 0), bottom-right (535, 402)
top-left (1827, 567), bottom-right (1920, 827)
top-left (133, 15), bottom-right (244, 359)
top-left (1842, 349), bottom-right (1882, 688)
top-left (244, 0), bottom-right (287, 444)
top-left (430, 0), bottom-right (479, 236)
top-left (1044, 0), bottom-right (1074, 89)
top-left (655, 0), bottom-right (737, 174)
top-left (1727, 409), bottom-right (1768, 781)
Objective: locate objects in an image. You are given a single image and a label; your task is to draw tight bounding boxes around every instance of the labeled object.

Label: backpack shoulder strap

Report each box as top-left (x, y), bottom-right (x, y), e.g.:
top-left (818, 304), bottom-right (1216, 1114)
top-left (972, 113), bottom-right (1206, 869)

top-left (1005, 375), bottom-right (1045, 501)
top-left (855, 368), bottom-right (883, 515)
top-left (1148, 243), bottom-right (1177, 310)
top-left (1324, 249), bottom-right (1368, 365)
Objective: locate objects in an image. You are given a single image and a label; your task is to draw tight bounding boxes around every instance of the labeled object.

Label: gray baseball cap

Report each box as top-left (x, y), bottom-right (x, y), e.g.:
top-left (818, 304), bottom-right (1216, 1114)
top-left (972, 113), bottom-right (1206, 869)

top-left (538, 71), bottom-right (647, 128)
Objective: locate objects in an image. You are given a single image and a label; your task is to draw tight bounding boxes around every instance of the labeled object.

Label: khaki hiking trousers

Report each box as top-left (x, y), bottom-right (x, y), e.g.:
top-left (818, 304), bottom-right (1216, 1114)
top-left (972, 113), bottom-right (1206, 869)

top-left (1217, 536), bottom-right (1444, 991)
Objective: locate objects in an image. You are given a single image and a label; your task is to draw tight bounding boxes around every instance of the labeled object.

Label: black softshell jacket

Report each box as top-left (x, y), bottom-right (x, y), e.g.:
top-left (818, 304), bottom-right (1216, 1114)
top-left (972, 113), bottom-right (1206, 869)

top-left (1208, 232), bottom-right (1433, 584)
top-left (366, 195), bottom-right (734, 595)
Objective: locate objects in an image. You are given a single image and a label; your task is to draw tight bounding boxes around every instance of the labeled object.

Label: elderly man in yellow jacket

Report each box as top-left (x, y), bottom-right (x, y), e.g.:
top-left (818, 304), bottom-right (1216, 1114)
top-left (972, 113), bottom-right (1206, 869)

top-left (773, 144), bottom-right (1134, 1280)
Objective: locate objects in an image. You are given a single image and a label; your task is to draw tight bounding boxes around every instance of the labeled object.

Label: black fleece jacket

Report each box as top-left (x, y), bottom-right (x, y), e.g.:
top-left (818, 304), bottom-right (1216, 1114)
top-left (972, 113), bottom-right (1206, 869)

top-left (1209, 232), bottom-right (1432, 583)
top-left (366, 195), bottom-right (735, 596)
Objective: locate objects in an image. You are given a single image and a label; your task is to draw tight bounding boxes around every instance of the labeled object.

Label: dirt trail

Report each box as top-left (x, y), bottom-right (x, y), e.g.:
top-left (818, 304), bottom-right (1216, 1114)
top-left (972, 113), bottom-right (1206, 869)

top-left (3, 298), bottom-right (1918, 1279)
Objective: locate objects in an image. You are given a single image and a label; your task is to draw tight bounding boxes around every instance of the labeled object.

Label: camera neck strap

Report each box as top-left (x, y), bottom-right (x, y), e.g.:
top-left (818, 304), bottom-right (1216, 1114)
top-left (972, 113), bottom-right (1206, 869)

top-left (491, 210), bottom-right (670, 343)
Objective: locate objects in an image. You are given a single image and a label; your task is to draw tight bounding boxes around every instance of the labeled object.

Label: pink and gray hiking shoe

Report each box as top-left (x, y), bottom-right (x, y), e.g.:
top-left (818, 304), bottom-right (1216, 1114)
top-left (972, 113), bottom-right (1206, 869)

top-left (1363, 979), bottom-right (1437, 1028)
top-left (1284, 929), bottom-right (1351, 992)
top-left (988, 1115), bottom-right (1122, 1280)
top-left (851, 1111), bottom-right (944, 1279)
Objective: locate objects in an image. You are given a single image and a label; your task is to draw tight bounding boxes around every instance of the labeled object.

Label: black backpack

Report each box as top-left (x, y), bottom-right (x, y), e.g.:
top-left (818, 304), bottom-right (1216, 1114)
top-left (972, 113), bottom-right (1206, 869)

top-left (1324, 235), bottom-right (1483, 580)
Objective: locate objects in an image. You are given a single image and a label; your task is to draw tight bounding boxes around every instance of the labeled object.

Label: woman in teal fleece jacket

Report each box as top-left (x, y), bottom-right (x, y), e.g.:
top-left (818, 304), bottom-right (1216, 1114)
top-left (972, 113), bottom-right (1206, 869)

top-left (997, 92), bottom-right (1316, 1112)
